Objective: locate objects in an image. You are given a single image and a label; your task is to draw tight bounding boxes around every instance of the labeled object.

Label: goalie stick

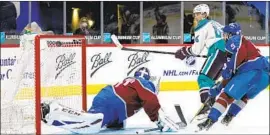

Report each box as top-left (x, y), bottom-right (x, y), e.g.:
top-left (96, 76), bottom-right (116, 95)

top-left (111, 34), bottom-right (207, 58)
top-left (135, 104), bottom-right (187, 134)
top-left (174, 104), bottom-right (187, 127)
top-left (136, 127), bottom-right (161, 134)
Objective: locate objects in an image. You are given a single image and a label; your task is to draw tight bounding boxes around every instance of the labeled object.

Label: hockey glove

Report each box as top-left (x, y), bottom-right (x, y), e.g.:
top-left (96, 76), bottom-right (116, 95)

top-left (155, 109), bottom-right (180, 132)
top-left (221, 63), bottom-right (233, 80)
top-left (175, 47), bottom-right (192, 60)
top-left (199, 89), bottom-right (210, 103)
top-left (209, 82), bottom-right (223, 97)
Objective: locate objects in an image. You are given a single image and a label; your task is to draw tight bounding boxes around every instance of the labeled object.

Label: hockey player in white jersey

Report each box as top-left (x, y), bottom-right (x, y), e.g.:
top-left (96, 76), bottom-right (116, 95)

top-left (40, 67), bottom-right (180, 134)
top-left (175, 4), bottom-right (227, 116)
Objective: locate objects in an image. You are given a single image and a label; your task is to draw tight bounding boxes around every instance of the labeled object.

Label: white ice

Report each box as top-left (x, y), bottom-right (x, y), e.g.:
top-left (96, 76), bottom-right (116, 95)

top-left (42, 90), bottom-right (269, 134)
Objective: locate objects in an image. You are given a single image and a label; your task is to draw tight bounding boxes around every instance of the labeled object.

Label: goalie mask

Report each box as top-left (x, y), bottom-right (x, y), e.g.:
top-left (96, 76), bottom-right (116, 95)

top-left (134, 67), bottom-right (161, 95)
top-left (134, 67), bottom-right (151, 80)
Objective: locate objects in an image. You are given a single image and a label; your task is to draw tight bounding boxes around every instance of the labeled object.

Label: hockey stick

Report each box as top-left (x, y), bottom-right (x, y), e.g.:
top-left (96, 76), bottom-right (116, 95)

top-left (190, 77), bottom-right (223, 123)
top-left (135, 105), bottom-right (187, 134)
top-left (136, 105), bottom-right (187, 134)
top-left (189, 104), bottom-right (205, 123)
top-left (136, 127), bottom-right (161, 134)
top-left (174, 104), bottom-right (187, 127)
top-left (189, 97), bottom-right (212, 123)
top-left (111, 34), bottom-right (207, 58)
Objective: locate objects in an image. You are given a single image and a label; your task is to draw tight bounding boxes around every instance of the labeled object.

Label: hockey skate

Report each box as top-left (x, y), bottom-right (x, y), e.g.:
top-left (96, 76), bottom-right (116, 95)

top-left (196, 97), bottom-right (216, 120)
top-left (221, 113), bottom-right (234, 126)
top-left (197, 118), bottom-right (215, 131)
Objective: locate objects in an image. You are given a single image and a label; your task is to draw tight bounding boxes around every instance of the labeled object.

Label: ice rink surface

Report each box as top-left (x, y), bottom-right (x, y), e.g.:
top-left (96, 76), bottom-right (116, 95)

top-left (42, 90), bottom-right (269, 134)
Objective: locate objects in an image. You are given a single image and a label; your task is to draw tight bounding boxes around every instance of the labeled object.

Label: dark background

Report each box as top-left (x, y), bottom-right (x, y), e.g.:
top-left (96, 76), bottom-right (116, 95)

top-left (0, 1), bottom-right (268, 44)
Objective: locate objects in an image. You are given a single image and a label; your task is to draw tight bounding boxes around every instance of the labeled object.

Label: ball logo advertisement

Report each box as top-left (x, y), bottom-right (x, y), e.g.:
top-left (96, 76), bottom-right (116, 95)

top-left (90, 52), bottom-right (113, 78)
top-left (127, 52), bottom-right (150, 76)
top-left (55, 53), bottom-right (77, 79)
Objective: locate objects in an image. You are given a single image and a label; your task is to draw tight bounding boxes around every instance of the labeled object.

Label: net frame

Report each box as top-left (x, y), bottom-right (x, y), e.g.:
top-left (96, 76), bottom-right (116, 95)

top-left (34, 35), bottom-right (87, 134)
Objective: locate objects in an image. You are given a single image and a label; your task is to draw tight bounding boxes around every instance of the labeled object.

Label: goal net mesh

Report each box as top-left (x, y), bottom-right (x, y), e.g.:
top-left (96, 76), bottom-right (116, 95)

top-left (1, 34), bottom-right (87, 134)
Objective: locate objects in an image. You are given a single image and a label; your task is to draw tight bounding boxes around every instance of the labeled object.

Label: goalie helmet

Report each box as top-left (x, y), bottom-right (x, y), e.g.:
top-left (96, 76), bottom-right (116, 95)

top-left (134, 67), bottom-right (150, 80)
top-left (193, 4), bottom-right (210, 16)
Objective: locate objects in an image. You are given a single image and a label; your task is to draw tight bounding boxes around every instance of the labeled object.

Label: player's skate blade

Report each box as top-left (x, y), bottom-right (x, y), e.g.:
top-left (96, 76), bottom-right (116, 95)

top-left (196, 118), bottom-right (215, 132)
top-left (221, 113), bottom-right (234, 126)
top-left (196, 112), bottom-right (209, 121)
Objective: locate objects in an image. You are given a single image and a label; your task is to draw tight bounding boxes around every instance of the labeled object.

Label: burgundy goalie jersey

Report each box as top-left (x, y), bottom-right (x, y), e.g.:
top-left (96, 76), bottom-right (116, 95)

top-left (88, 77), bottom-right (160, 128)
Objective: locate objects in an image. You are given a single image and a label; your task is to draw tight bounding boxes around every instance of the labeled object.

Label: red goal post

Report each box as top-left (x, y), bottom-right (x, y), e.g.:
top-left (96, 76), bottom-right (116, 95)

top-left (34, 35), bottom-right (87, 134)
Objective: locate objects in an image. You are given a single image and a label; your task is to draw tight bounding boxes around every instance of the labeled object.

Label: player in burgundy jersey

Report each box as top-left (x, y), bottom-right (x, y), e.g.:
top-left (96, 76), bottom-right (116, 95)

top-left (40, 67), bottom-right (180, 134)
top-left (197, 23), bottom-right (269, 131)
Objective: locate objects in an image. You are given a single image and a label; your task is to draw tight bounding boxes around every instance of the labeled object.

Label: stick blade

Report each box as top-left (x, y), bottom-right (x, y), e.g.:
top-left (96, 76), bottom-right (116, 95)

top-left (111, 34), bottom-right (123, 49)
top-left (174, 104), bottom-right (187, 127)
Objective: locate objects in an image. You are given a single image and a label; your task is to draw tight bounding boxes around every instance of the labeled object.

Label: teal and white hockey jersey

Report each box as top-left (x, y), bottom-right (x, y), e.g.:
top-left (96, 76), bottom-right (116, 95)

top-left (190, 19), bottom-right (226, 56)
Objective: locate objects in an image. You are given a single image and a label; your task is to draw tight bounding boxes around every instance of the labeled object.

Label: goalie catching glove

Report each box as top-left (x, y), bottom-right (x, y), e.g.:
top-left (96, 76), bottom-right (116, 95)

top-left (155, 108), bottom-right (180, 132)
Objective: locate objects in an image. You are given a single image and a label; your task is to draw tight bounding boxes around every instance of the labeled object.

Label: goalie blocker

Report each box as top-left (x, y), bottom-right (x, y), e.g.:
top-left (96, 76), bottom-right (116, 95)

top-left (41, 67), bottom-right (181, 134)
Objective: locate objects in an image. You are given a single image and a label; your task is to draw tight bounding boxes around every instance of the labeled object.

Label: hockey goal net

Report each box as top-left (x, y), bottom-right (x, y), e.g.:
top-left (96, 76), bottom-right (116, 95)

top-left (1, 35), bottom-right (87, 134)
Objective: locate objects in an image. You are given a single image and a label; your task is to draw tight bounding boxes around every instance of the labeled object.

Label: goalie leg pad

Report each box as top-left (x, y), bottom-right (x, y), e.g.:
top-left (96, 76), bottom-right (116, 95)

top-left (42, 101), bottom-right (104, 134)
